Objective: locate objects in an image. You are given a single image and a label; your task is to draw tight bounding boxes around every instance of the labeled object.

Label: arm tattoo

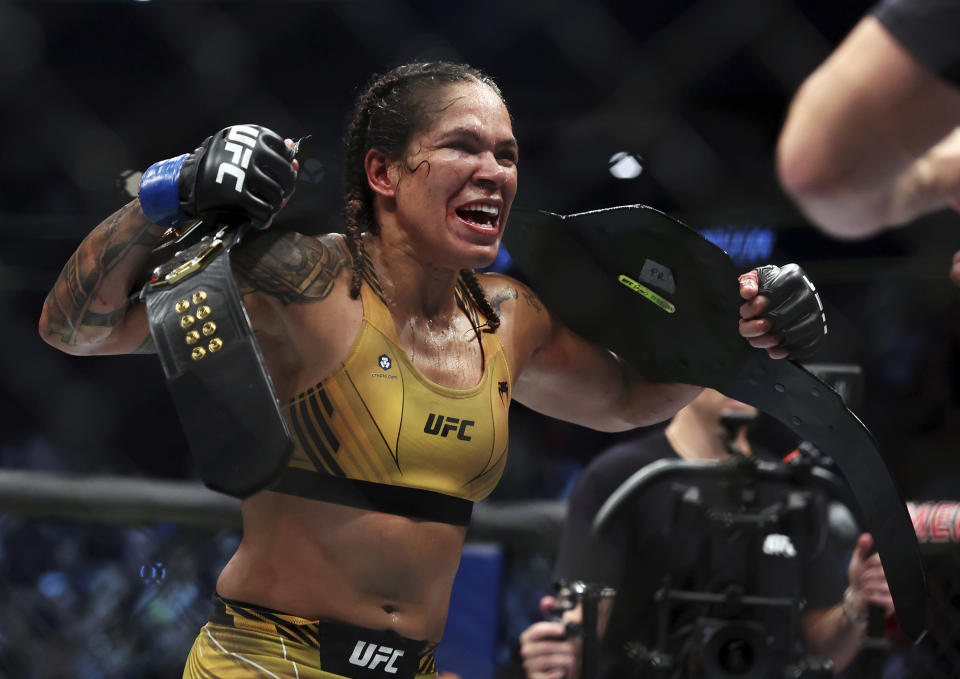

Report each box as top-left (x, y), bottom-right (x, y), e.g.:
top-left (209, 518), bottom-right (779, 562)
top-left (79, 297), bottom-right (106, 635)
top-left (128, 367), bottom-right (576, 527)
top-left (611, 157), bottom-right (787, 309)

top-left (81, 306), bottom-right (129, 328)
top-left (489, 286), bottom-right (518, 316)
top-left (232, 231), bottom-right (349, 305)
top-left (44, 202), bottom-right (160, 345)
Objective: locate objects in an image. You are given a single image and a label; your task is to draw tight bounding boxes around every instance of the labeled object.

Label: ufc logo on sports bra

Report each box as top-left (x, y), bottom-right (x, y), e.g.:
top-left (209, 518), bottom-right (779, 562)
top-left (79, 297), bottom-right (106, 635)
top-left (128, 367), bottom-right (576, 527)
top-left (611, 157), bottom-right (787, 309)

top-left (216, 125), bottom-right (259, 193)
top-left (424, 413), bottom-right (475, 441)
top-left (349, 640), bottom-right (404, 673)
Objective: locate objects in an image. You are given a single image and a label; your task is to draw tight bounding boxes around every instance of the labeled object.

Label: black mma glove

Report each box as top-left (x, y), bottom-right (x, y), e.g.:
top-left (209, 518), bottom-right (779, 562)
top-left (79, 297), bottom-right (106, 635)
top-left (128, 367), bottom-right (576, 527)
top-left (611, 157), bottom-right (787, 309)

top-left (755, 263), bottom-right (828, 360)
top-left (138, 124), bottom-right (297, 229)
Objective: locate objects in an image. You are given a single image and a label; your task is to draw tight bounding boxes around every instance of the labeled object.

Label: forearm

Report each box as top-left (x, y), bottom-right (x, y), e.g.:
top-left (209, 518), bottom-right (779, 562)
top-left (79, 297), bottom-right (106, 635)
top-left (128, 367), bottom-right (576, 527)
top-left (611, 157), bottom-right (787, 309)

top-left (777, 16), bottom-right (960, 237)
top-left (885, 127), bottom-right (960, 224)
top-left (801, 604), bottom-right (864, 673)
top-left (782, 130), bottom-right (960, 237)
top-left (39, 198), bottom-right (164, 354)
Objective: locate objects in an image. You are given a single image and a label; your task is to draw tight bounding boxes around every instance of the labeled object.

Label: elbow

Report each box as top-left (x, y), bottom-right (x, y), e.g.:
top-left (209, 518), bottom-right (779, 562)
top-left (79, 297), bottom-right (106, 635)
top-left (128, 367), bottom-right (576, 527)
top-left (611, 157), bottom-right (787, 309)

top-left (776, 125), bottom-right (836, 207)
top-left (38, 298), bottom-right (87, 356)
top-left (38, 298), bottom-right (59, 348)
top-left (775, 70), bottom-right (892, 238)
top-left (38, 309), bottom-right (69, 354)
top-left (776, 74), bottom-right (851, 208)
top-left (777, 129), bottom-right (887, 239)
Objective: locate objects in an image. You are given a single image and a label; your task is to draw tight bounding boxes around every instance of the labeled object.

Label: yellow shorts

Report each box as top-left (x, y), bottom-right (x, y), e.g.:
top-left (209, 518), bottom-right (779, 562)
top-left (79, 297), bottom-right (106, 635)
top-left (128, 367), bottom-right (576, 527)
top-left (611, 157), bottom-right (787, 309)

top-left (182, 596), bottom-right (439, 679)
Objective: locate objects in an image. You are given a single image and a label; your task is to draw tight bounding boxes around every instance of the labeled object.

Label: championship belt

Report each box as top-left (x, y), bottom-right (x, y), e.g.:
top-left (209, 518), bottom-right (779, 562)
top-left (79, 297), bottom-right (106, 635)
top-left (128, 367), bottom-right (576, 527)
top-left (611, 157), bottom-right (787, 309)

top-left (140, 223), bottom-right (292, 499)
top-left (504, 205), bottom-right (928, 641)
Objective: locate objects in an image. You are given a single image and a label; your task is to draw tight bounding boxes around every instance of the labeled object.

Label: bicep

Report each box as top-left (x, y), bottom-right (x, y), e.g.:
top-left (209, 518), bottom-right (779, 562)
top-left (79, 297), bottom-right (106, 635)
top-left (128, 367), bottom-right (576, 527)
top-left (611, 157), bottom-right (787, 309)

top-left (513, 318), bottom-right (628, 431)
top-left (113, 302), bottom-right (156, 354)
top-left (40, 293), bottom-right (154, 356)
top-left (509, 290), bottom-right (699, 431)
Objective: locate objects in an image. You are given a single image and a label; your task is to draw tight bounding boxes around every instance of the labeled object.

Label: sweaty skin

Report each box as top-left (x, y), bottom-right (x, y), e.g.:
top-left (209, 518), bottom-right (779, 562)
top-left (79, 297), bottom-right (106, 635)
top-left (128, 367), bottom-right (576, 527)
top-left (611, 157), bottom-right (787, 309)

top-left (221, 230), bottom-right (490, 640)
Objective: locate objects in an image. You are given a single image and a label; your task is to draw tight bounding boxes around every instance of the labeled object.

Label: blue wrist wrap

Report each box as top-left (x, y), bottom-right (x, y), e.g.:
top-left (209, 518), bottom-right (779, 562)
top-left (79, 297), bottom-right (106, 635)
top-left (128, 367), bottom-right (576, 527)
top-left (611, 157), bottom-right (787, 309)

top-left (138, 154), bottom-right (188, 226)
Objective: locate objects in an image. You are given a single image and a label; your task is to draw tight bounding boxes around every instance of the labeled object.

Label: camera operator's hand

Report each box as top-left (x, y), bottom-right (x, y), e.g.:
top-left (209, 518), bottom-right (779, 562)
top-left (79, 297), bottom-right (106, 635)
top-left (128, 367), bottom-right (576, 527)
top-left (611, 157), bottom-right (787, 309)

top-left (138, 124), bottom-right (298, 230)
top-left (518, 595), bottom-right (580, 679)
top-left (737, 263), bottom-right (828, 360)
top-left (845, 533), bottom-right (895, 624)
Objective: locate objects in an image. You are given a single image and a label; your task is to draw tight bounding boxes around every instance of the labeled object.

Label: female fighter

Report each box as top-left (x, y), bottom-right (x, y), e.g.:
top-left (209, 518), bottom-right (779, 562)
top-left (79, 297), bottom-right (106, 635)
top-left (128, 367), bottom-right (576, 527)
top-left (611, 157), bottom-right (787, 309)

top-left (39, 62), bottom-right (811, 678)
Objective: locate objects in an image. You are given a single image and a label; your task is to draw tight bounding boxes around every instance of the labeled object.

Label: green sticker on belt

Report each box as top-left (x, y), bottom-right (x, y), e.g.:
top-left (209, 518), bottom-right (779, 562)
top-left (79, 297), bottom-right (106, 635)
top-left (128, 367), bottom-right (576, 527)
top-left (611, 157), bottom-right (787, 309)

top-left (618, 274), bottom-right (676, 314)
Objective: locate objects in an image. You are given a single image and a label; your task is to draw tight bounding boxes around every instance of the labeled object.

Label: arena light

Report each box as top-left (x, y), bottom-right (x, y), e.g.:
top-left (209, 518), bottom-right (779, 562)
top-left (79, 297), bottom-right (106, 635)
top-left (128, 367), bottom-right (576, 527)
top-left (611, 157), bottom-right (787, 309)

top-left (698, 225), bottom-right (776, 267)
top-left (608, 151), bottom-right (643, 179)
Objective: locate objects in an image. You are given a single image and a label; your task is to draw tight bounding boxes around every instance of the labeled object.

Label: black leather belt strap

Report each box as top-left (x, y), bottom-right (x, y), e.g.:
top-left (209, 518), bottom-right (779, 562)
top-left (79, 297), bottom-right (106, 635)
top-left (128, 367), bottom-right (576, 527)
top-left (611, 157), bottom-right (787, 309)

top-left (504, 204), bottom-right (928, 641)
top-left (140, 224), bottom-right (292, 498)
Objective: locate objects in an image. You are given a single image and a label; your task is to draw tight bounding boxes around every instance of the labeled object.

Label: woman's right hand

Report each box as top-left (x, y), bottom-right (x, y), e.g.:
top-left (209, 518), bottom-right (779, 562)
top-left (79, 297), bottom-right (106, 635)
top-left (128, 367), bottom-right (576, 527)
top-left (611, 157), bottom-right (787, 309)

top-left (139, 124), bottom-right (298, 230)
top-left (518, 596), bottom-right (580, 679)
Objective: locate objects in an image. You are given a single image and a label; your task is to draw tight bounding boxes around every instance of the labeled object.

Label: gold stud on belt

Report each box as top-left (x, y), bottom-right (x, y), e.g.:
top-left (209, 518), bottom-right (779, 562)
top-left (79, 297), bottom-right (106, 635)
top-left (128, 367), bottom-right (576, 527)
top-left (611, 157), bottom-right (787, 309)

top-left (173, 289), bottom-right (224, 360)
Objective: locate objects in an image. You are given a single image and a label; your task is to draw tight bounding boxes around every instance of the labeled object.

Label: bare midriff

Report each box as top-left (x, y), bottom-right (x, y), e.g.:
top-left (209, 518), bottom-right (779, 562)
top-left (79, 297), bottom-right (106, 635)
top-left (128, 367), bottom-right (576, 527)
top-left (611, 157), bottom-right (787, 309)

top-left (215, 490), bottom-right (468, 643)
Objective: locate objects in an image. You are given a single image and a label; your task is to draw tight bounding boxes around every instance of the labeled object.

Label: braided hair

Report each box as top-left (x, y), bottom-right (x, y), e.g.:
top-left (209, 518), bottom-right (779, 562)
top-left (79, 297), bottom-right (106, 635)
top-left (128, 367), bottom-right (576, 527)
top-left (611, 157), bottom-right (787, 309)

top-left (342, 61), bottom-right (505, 330)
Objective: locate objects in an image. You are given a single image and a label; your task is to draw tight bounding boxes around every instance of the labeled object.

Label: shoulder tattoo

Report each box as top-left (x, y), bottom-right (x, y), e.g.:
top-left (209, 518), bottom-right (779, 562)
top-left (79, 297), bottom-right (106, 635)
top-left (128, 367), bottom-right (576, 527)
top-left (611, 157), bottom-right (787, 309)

top-left (489, 286), bottom-right (518, 316)
top-left (487, 285), bottom-right (544, 317)
top-left (232, 231), bottom-right (349, 305)
top-left (521, 288), bottom-right (543, 313)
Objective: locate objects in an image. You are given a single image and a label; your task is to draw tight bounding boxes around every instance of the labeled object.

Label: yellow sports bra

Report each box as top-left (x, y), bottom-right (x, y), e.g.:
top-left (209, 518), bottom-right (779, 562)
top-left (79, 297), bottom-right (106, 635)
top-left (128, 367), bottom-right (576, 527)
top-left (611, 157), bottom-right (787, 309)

top-left (271, 263), bottom-right (512, 524)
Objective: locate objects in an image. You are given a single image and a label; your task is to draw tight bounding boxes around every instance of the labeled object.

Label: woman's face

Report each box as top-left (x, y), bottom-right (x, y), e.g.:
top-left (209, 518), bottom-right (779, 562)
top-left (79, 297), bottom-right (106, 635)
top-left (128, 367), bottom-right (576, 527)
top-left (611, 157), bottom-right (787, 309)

top-left (389, 81), bottom-right (519, 270)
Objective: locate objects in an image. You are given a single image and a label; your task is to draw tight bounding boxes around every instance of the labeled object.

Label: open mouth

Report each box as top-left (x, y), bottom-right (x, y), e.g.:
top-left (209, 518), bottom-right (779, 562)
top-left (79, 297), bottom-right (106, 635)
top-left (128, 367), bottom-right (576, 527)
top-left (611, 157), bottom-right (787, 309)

top-left (455, 204), bottom-right (500, 231)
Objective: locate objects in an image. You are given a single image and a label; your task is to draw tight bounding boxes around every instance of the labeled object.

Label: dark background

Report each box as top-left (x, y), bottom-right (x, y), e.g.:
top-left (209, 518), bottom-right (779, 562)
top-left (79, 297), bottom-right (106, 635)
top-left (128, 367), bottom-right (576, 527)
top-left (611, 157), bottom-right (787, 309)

top-left (0, 1), bottom-right (958, 677)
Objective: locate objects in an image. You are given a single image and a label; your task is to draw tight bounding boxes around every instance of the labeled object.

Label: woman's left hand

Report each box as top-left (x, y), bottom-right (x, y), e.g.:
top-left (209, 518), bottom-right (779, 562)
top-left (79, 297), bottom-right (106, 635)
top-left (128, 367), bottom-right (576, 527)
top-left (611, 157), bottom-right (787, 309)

top-left (737, 263), bottom-right (828, 360)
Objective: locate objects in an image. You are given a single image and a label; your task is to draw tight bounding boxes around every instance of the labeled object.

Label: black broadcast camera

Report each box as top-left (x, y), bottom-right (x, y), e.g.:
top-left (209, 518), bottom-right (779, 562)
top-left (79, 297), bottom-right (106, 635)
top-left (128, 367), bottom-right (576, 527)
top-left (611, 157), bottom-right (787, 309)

top-left (613, 451), bottom-right (842, 679)
top-left (584, 365), bottom-right (867, 679)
